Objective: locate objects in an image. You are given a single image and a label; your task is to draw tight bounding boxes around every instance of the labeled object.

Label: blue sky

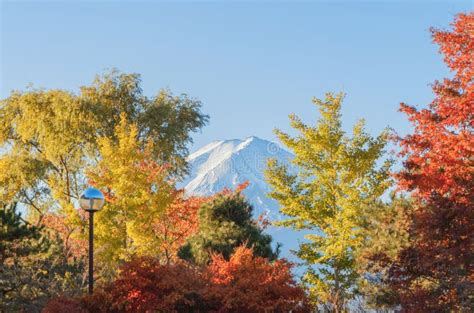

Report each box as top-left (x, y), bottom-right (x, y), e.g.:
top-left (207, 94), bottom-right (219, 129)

top-left (1, 1), bottom-right (472, 151)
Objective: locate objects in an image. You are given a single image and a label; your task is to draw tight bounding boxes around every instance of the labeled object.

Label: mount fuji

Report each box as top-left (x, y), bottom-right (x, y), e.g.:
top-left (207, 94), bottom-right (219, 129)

top-left (181, 136), bottom-right (305, 262)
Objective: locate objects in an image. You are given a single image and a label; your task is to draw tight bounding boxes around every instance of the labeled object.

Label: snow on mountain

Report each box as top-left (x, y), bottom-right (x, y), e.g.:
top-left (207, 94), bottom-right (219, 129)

top-left (182, 136), bottom-right (292, 219)
top-left (181, 136), bottom-right (304, 262)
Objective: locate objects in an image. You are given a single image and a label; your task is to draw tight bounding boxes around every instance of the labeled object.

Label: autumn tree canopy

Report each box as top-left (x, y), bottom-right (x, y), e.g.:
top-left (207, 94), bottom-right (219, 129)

top-left (85, 114), bottom-right (177, 275)
top-left (205, 246), bottom-right (309, 312)
top-left (0, 71), bottom-right (208, 310)
top-left (0, 70), bottom-right (208, 224)
top-left (265, 93), bottom-right (393, 311)
top-left (153, 194), bottom-right (206, 265)
top-left (388, 12), bottom-right (474, 311)
top-left (43, 246), bottom-right (309, 313)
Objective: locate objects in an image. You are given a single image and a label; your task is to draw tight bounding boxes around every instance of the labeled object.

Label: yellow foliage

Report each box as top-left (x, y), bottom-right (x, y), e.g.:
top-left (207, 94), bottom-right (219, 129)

top-left (87, 114), bottom-right (176, 274)
top-left (265, 93), bottom-right (393, 310)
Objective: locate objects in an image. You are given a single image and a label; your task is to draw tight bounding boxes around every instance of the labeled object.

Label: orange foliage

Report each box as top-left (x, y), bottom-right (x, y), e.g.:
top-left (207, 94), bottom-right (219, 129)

top-left (235, 181), bottom-right (250, 193)
top-left (42, 296), bottom-right (85, 313)
top-left (44, 246), bottom-right (309, 312)
top-left (206, 246), bottom-right (309, 312)
top-left (218, 181), bottom-right (250, 197)
top-left (397, 12), bottom-right (473, 202)
top-left (152, 193), bottom-right (207, 264)
top-left (41, 212), bottom-right (87, 261)
top-left (256, 210), bottom-right (271, 230)
top-left (86, 258), bottom-right (206, 312)
top-left (392, 13), bottom-right (474, 311)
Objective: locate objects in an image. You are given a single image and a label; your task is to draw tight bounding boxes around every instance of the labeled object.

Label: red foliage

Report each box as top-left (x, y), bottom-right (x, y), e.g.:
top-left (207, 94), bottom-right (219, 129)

top-left (392, 13), bottom-right (474, 311)
top-left (397, 13), bottom-right (473, 203)
top-left (256, 210), bottom-right (271, 230)
top-left (152, 193), bottom-right (207, 264)
top-left (42, 296), bottom-right (86, 313)
top-left (220, 180), bottom-right (250, 196)
top-left (86, 258), bottom-right (206, 312)
top-left (235, 181), bottom-right (250, 193)
top-left (44, 246), bottom-right (309, 312)
top-left (206, 246), bottom-right (309, 312)
top-left (41, 213), bottom-right (88, 261)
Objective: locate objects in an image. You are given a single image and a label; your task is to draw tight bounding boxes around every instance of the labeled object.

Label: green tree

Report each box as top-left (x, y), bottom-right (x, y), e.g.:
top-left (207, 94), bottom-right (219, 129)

top-left (1, 202), bottom-right (45, 310)
top-left (178, 189), bottom-right (278, 265)
top-left (265, 93), bottom-right (392, 312)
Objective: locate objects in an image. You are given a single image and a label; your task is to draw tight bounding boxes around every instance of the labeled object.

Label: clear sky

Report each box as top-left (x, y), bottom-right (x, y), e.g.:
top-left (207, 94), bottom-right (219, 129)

top-left (1, 1), bottom-right (472, 151)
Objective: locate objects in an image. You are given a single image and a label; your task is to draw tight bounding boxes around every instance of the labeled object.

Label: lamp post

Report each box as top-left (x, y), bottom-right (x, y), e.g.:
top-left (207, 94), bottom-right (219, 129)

top-left (79, 187), bottom-right (105, 295)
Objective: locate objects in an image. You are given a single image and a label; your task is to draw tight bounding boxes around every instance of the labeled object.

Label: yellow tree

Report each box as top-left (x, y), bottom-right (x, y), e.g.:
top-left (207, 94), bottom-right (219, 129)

top-left (265, 93), bottom-right (392, 312)
top-left (0, 70), bottom-right (207, 226)
top-left (86, 114), bottom-right (177, 275)
top-left (0, 71), bottom-right (207, 287)
top-left (0, 89), bottom-right (95, 224)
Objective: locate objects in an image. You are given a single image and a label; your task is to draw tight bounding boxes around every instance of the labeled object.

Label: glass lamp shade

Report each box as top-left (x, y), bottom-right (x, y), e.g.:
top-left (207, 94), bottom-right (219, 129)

top-left (79, 187), bottom-right (105, 212)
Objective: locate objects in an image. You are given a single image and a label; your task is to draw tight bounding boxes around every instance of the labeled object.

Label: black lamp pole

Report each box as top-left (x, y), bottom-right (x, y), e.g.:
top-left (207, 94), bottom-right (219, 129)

top-left (88, 205), bottom-right (94, 295)
top-left (80, 187), bottom-right (104, 295)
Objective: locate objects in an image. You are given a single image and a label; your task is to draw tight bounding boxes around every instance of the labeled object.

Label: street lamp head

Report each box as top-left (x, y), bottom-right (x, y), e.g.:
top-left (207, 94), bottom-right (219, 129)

top-left (80, 187), bottom-right (105, 212)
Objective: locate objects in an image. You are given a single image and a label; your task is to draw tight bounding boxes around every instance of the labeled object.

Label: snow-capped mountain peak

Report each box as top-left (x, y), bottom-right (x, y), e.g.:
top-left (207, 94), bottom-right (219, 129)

top-left (182, 136), bottom-right (293, 219)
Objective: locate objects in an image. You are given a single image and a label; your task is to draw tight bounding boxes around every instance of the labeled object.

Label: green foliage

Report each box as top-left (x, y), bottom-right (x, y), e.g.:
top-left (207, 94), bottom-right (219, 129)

top-left (178, 191), bottom-right (278, 265)
top-left (0, 203), bottom-right (84, 312)
top-left (265, 93), bottom-right (393, 311)
top-left (0, 202), bottom-right (44, 262)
